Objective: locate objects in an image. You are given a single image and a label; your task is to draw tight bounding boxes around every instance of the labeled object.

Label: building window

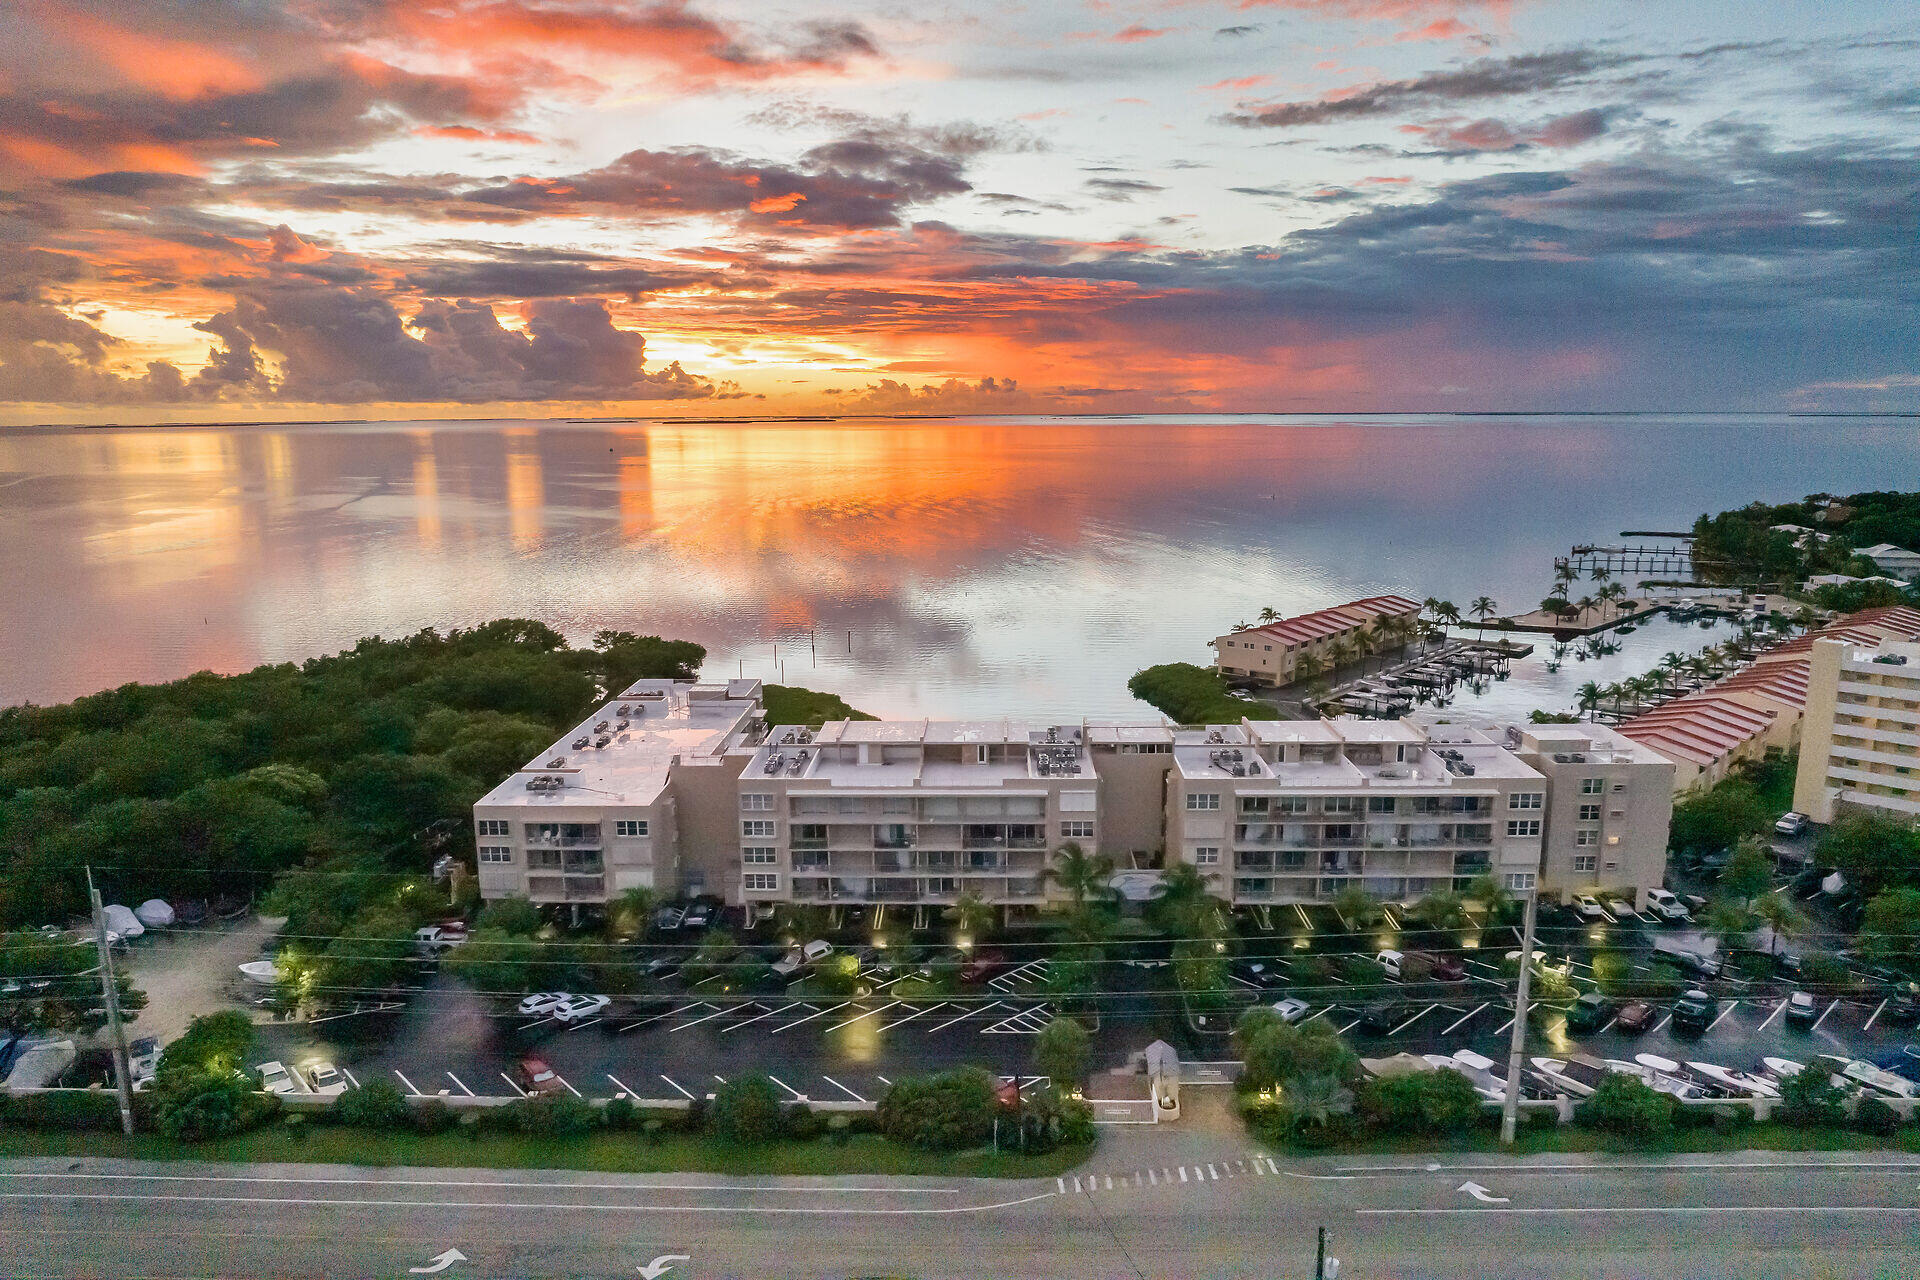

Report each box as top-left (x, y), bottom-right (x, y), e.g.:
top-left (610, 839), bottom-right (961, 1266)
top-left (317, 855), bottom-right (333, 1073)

top-left (743, 873), bottom-right (779, 892)
top-left (1278, 797), bottom-right (1311, 815)
top-left (1186, 793), bottom-right (1220, 811)
top-left (1061, 821), bottom-right (1094, 839)
top-left (1572, 854), bottom-right (1597, 873)
top-left (742, 847), bottom-right (777, 865)
top-left (1194, 846), bottom-right (1220, 865)
top-left (1368, 797), bottom-right (1397, 814)
top-left (1581, 778), bottom-right (1604, 795)
top-left (1509, 793), bottom-right (1543, 810)
top-left (478, 846), bottom-right (512, 864)
top-left (742, 819), bottom-right (775, 838)
top-left (741, 793), bottom-right (773, 811)
top-left (1611, 782), bottom-right (1627, 793)
top-left (1323, 796), bottom-right (1357, 814)
top-left (1578, 804), bottom-right (1601, 822)
top-left (614, 820), bottom-right (649, 837)
top-left (1505, 819), bottom-right (1541, 838)
top-left (1575, 829), bottom-right (1598, 846)
top-left (477, 819), bottom-right (509, 837)
top-left (1505, 872), bottom-right (1536, 891)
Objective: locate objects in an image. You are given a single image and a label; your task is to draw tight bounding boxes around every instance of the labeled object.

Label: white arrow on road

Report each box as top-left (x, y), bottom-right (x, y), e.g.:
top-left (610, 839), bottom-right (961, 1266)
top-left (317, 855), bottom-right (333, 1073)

top-left (409, 1248), bottom-right (466, 1274)
top-left (638, 1255), bottom-right (690, 1279)
top-left (1458, 1181), bottom-right (1509, 1204)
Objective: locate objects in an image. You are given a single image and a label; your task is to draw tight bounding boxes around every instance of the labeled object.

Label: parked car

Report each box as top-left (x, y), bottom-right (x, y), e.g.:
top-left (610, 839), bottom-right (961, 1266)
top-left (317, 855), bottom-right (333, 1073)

top-left (1429, 955), bottom-right (1468, 983)
top-left (959, 949), bottom-right (1006, 983)
top-left (652, 904), bottom-right (686, 932)
top-left (1271, 996), bottom-right (1311, 1023)
top-left (643, 954), bottom-right (684, 981)
top-left (516, 991), bottom-right (572, 1017)
top-left (802, 939), bottom-right (836, 964)
top-left (1233, 960), bottom-right (1284, 988)
top-left (1645, 889), bottom-right (1690, 921)
top-left (414, 924), bottom-right (466, 958)
top-left (1374, 949), bottom-right (1405, 979)
top-left (681, 902), bottom-right (714, 930)
top-left (1566, 991), bottom-right (1613, 1033)
top-left (307, 1063), bottom-right (347, 1096)
top-left (551, 993), bottom-right (611, 1024)
top-left (517, 1055), bottom-right (567, 1095)
top-left (1671, 988), bottom-right (1717, 1036)
top-left (1604, 896), bottom-right (1637, 920)
top-left (1887, 985), bottom-right (1920, 1027)
top-left (771, 947), bottom-right (806, 977)
top-left (1615, 1000), bottom-right (1656, 1034)
top-left (256, 1060), bottom-right (300, 1095)
top-left (1784, 990), bottom-right (1819, 1030)
top-left (1571, 894), bottom-right (1608, 921)
top-left (1357, 1004), bottom-right (1400, 1036)
top-left (1775, 811), bottom-right (1810, 836)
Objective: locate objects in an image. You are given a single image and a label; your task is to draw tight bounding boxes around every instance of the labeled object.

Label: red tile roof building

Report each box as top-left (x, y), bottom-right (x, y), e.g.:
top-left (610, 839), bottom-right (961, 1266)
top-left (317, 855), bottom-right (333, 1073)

top-left (1212, 594), bottom-right (1422, 687)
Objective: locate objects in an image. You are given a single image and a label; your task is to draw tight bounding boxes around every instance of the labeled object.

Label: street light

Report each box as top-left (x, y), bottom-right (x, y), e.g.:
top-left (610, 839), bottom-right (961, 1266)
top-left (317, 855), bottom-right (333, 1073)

top-left (1500, 886), bottom-right (1540, 1145)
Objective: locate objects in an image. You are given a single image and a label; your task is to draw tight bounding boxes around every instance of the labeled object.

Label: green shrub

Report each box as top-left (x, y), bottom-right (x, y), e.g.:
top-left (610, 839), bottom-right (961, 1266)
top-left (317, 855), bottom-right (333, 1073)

top-left (334, 1079), bottom-right (412, 1130)
top-left (1340, 956), bottom-right (1386, 986)
top-left (0, 1089), bottom-right (124, 1132)
top-left (1355, 1069), bottom-right (1481, 1135)
top-left (511, 1094), bottom-right (594, 1138)
top-left (1854, 1097), bottom-right (1901, 1136)
top-left (155, 1072), bottom-right (281, 1141)
top-left (877, 1067), bottom-right (997, 1151)
top-left (708, 1075), bottom-right (786, 1144)
top-left (783, 1102), bottom-right (823, 1141)
top-left (282, 1112), bottom-right (307, 1141)
top-left (604, 1096), bottom-right (635, 1130)
top-left (154, 1012), bottom-right (257, 1087)
top-left (1732, 952), bottom-right (1773, 982)
top-left (1800, 951), bottom-right (1852, 991)
top-left (1779, 1065), bottom-right (1848, 1128)
top-left (1578, 1073), bottom-right (1673, 1137)
top-left (827, 1113), bottom-right (853, 1146)
top-left (413, 1100), bottom-right (458, 1134)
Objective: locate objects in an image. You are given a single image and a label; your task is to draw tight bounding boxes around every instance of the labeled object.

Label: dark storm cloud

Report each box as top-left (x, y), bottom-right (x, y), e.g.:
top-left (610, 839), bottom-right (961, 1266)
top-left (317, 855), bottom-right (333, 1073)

top-left (744, 102), bottom-right (1046, 158)
top-left (1223, 48), bottom-right (1641, 128)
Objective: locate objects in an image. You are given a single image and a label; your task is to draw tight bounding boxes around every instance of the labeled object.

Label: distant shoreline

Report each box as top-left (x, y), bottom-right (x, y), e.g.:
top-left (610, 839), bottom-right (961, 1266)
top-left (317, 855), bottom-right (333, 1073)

top-left (15, 408), bottom-right (1918, 431)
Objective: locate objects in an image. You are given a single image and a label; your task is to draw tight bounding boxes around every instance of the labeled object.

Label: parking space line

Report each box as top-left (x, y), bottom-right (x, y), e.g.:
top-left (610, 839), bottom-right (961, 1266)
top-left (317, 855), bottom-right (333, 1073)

top-left (1148, 1169), bottom-right (1158, 1185)
top-left (927, 1001), bottom-right (1002, 1032)
top-left (658, 1074), bottom-right (694, 1100)
top-left (1813, 1000), bottom-right (1840, 1032)
top-left (614, 1006), bottom-right (684, 1034)
top-left (606, 1072), bottom-right (637, 1098)
top-left (712, 1074), bottom-right (727, 1085)
top-left (878, 1002), bottom-right (945, 1030)
top-left (498, 1072), bottom-right (526, 1098)
top-left (1390, 1005), bottom-right (1436, 1036)
top-left (773, 1001), bottom-right (853, 1033)
top-left (1493, 1016), bottom-right (1515, 1036)
top-left (1178, 1167), bottom-right (1188, 1183)
top-left (1651, 1014), bottom-right (1673, 1035)
top-left (567, 1017), bottom-right (602, 1032)
top-left (554, 1072), bottom-right (582, 1099)
top-left (1057, 1178), bottom-right (1066, 1193)
top-left (1863, 998), bottom-right (1889, 1032)
top-left (875, 1074), bottom-right (892, 1086)
top-left (1207, 1165), bottom-right (1218, 1180)
top-left (825, 1001), bottom-right (901, 1033)
top-left (340, 1068), bottom-right (360, 1089)
top-left (1336, 1018), bottom-right (1362, 1035)
top-left (1302, 1005), bottom-right (1336, 1024)
top-left (668, 1003), bottom-right (735, 1031)
top-left (393, 1070), bottom-right (423, 1097)
top-left (445, 1071), bottom-right (475, 1097)
top-left (1706, 1002), bottom-right (1740, 1032)
top-left (766, 1074), bottom-right (806, 1102)
top-left (724, 1002), bottom-right (807, 1033)
top-left (819, 1075), bottom-right (868, 1103)
top-left (1757, 1000), bottom-right (1787, 1031)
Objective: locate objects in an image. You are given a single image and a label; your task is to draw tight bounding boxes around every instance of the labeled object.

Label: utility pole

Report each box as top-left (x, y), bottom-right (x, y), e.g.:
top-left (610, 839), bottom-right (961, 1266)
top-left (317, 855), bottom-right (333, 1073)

top-left (1314, 1226), bottom-right (1325, 1279)
top-left (1500, 887), bottom-right (1539, 1145)
top-left (87, 866), bottom-right (135, 1136)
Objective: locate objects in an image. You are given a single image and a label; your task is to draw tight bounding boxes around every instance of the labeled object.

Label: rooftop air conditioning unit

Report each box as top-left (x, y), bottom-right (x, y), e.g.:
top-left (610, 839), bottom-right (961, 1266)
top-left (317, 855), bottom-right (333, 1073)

top-left (595, 736), bottom-right (611, 748)
top-left (547, 757), bottom-right (566, 768)
top-left (573, 737), bottom-right (590, 749)
top-left (618, 705), bottom-right (633, 715)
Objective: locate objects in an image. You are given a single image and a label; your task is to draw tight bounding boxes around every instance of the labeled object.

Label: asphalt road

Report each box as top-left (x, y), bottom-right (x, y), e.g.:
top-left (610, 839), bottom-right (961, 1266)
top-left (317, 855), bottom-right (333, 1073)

top-left (3, 1147), bottom-right (1916, 1278)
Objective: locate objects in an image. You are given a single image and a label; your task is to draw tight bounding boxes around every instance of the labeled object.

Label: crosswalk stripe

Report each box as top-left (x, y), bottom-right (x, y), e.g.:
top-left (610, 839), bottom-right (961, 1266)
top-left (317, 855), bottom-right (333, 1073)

top-left (1179, 1167), bottom-right (1188, 1183)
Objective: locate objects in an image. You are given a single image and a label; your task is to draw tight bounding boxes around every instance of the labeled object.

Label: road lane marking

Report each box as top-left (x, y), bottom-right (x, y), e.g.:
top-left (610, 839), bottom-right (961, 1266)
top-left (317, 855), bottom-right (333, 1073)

top-left (1207, 1165), bottom-right (1218, 1180)
top-left (1359, 1206), bottom-right (1920, 1217)
top-left (606, 1073), bottom-right (638, 1098)
top-left (445, 1071), bottom-right (475, 1097)
top-left (1148, 1169), bottom-right (1157, 1185)
top-left (825, 1001), bottom-right (901, 1032)
top-left (658, 1074), bottom-right (694, 1100)
top-left (615, 1007), bottom-right (683, 1034)
top-left (0, 1190), bottom-right (1061, 1217)
top-left (1178, 1167), bottom-right (1188, 1183)
top-left (819, 1074), bottom-right (867, 1102)
top-left (1863, 997), bottom-right (1889, 1031)
top-left (766, 1074), bottom-right (806, 1101)
top-left (393, 1071), bottom-right (424, 1097)
top-left (1440, 1004), bottom-right (1486, 1034)
top-left (773, 1002), bottom-right (853, 1033)
top-left (1104, 1175), bottom-right (1113, 1190)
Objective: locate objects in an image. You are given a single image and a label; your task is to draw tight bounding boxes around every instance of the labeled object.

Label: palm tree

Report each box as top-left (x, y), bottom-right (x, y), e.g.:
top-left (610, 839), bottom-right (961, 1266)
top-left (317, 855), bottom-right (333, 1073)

top-left (1332, 885), bottom-right (1383, 929)
top-left (1411, 891), bottom-right (1469, 932)
top-left (1575, 681), bottom-right (1604, 714)
top-left (1589, 565), bottom-right (1611, 586)
top-left (1437, 601), bottom-right (1463, 630)
top-left (1045, 841), bottom-right (1114, 914)
top-left (1751, 891), bottom-right (1804, 959)
top-left (1280, 1072), bottom-right (1352, 1132)
top-left (607, 886), bottom-right (656, 939)
top-left (1468, 596), bottom-right (1496, 643)
top-left (1233, 619), bottom-right (1253, 632)
top-left (1257, 606), bottom-right (1280, 624)
top-left (1575, 594), bottom-right (1596, 622)
top-left (1150, 862), bottom-right (1225, 938)
top-left (945, 891), bottom-right (996, 945)
top-left (1466, 873), bottom-right (1512, 922)
top-left (1292, 652), bottom-right (1326, 690)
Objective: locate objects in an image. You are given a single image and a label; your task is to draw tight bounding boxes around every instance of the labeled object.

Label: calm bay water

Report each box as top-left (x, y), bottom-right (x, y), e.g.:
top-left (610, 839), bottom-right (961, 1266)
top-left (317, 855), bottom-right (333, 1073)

top-left (1, 414), bottom-right (1913, 718)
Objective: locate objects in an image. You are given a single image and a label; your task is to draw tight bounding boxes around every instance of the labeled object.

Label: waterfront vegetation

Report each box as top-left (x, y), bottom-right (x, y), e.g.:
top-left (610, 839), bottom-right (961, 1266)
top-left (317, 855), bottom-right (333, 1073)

top-left (1127, 662), bottom-right (1256, 723)
top-left (1692, 489), bottom-right (1920, 590)
top-left (760, 683), bottom-right (877, 728)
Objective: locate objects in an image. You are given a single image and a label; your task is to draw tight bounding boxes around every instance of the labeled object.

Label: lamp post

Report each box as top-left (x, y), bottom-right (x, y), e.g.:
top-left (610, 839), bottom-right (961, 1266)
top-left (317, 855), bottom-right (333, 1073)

top-left (1500, 886), bottom-right (1539, 1145)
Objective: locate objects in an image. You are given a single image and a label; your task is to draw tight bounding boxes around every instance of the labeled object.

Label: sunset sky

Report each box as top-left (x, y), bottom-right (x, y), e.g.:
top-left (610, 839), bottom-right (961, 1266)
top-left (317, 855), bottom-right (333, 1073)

top-left (3, 0), bottom-right (1916, 422)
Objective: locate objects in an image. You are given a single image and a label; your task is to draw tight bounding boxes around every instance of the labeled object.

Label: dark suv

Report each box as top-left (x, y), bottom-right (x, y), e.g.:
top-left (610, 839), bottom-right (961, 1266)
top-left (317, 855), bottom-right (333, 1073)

top-left (1670, 988), bottom-right (1716, 1036)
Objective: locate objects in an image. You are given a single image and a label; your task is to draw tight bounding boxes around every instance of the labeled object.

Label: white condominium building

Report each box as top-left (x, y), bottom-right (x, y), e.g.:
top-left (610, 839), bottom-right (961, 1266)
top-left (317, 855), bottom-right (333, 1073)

top-left (1792, 638), bottom-right (1920, 823)
top-left (473, 681), bottom-right (1673, 911)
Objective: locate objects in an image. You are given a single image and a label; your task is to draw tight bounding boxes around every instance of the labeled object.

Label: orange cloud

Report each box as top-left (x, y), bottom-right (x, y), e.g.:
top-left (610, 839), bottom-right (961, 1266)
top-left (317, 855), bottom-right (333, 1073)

top-left (414, 124), bottom-right (542, 144)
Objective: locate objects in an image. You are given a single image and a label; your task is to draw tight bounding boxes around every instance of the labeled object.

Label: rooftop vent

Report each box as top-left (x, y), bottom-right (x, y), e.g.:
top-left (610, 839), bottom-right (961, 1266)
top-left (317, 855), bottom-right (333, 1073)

top-left (572, 737), bottom-right (590, 750)
top-left (617, 705), bottom-right (633, 715)
top-left (616, 719), bottom-right (630, 730)
top-left (595, 735), bottom-right (611, 749)
top-left (546, 757), bottom-right (566, 768)
top-left (798, 729), bottom-right (814, 744)
top-left (763, 751), bottom-right (785, 776)
top-left (1208, 730), bottom-right (1224, 744)
top-left (1873, 654), bottom-right (1910, 666)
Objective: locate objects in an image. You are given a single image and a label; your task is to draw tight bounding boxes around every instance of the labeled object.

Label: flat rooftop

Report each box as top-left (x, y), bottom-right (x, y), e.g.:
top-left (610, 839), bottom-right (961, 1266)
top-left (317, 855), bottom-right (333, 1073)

top-left (479, 679), bottom-right (761, 808)
top-left (747, 719), bottom-right (1094, 788)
